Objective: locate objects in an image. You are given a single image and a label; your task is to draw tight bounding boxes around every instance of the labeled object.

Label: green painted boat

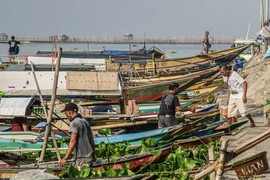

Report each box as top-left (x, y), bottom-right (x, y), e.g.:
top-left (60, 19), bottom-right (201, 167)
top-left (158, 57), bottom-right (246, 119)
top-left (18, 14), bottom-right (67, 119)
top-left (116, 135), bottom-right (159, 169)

top-left (0, 137), bottom-right (42, 150)
top-left (214, 119), bottom-right (249, 133)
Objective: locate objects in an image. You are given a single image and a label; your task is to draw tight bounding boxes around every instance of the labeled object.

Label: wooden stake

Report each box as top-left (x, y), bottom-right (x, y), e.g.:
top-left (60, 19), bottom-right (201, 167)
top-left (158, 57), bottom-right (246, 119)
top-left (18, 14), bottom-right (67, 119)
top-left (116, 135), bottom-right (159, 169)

top-left (195, 128), bottom-right (270, 179)
top-left (194, 165), bottom-right (215, 180)
top-left (30, 62), bottom-right (61, 161)
top-left (208, 146), bottom-right (215, 180)
top-left (39, 47), bottom-right (62, 162)
top-left (264, 102), bottom-right (270, 126)
top-left (215, 139), bottom-right (229, 180)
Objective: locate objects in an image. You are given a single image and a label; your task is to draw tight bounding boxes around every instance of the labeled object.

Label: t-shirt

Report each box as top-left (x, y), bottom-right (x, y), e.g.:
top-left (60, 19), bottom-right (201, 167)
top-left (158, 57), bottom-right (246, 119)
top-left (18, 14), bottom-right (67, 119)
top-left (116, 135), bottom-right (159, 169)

top-left (8, 40), bottom-right (20, 53)
top-left (260, 26), bottom-right (270, 38)
top-left (11, 117), bottom-right (27, 131)
top-left (202, 36), bottom-right (211, 47)
top-left (159, 93), bottom-right (180, 115)
top-left (223, 71), bottom-right (245, 99)
top-left (69, 114), bottom-right (93, 159)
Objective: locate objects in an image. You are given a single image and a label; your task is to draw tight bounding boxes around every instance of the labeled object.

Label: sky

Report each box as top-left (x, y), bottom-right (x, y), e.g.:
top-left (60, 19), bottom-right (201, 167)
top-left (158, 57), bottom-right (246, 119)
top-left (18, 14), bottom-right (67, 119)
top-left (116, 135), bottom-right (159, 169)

top-left (0, 0), bottom-right (264, 39)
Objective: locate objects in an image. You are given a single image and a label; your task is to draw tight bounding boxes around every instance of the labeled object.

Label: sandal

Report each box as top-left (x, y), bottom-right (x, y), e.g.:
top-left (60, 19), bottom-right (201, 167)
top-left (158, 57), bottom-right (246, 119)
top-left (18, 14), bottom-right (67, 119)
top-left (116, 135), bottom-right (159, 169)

top-left (250, 123), bottom-right (256, 127)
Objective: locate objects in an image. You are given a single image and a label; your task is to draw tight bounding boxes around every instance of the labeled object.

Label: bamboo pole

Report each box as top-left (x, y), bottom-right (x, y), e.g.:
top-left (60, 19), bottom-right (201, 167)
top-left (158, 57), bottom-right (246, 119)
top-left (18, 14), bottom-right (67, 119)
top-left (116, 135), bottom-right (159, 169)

top-left (39, 47), bottom-right (62, 162)
top-left (30, 62), bottom-right (61, 161)
top-left (215, 139), bottom-right (229, 180)
top-left (194, 128), bottom-right (270, 179)
top-left (208, 146), bottom-right (215, 180)
top-left (232, 128), bottom-right (270, 156)
top-left (194, 165), bottom-right (215, 180)
top-left (266, 0), bottom-right (269, 25)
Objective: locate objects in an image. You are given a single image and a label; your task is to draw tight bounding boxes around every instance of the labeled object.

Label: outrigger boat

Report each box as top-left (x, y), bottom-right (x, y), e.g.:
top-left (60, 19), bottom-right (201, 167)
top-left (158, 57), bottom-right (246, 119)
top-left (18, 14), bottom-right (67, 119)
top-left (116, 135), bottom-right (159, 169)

top-left (106, 45), bottom-right (250, 75)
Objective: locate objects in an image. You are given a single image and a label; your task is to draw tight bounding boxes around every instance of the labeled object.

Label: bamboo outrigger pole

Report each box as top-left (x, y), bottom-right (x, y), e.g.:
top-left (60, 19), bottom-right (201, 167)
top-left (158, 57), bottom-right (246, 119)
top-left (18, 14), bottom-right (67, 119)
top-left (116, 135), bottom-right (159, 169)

top-left (39, 47), bottom-right (62, 162)
top-left (30, 61), bottom-right (61, 161)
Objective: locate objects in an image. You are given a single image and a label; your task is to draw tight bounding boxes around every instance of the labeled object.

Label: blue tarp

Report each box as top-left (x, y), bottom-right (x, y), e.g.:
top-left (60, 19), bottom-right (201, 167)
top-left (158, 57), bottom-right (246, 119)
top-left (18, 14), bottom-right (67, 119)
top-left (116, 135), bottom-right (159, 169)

top-left (102, 50), bottom-right (129, 55)
top-left (263, 47), bottom-right (270, 60)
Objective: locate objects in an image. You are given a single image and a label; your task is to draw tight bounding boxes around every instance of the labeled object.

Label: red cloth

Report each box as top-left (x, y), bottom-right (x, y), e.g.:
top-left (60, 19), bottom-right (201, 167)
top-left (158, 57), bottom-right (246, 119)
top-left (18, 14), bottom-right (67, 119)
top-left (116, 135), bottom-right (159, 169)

top-left (11, 117), bottom-right (28, 131)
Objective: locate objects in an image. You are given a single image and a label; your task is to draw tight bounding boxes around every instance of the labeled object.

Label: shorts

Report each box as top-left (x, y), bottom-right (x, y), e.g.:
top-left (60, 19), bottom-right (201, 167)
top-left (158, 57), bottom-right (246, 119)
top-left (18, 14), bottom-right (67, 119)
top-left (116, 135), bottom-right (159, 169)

top-left (227, 98), bottom-right (247, 118)
top-left (158, 115), bottom-right (179, 128)
top-left (75, 157), bottom-right (93, 169)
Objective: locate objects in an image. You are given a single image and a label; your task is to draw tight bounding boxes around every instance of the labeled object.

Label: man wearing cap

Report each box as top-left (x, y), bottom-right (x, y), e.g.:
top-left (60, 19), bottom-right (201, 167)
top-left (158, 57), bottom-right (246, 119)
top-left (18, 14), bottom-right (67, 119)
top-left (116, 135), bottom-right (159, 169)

top-left (59, 103), bottom-right (95, 167)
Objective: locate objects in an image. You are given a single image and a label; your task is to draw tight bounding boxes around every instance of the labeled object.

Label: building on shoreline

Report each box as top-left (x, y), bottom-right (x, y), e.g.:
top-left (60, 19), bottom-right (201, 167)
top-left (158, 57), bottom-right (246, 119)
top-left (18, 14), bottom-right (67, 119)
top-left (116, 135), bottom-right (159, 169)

top-left (0, 34), bottom-right (236, 44)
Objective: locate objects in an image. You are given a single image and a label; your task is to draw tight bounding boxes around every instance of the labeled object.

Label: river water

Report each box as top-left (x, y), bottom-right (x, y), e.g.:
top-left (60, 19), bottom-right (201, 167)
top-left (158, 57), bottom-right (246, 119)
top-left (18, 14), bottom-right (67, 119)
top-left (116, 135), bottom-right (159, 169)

top-left (0, 43), bottom-right (230, 62)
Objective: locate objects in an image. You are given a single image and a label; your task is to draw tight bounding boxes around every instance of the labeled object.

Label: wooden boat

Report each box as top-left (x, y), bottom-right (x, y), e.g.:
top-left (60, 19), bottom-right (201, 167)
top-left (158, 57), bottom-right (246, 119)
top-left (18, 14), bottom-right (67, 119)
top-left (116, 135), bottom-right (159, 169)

top-left (106, 45), bottom-right (250, 75)
top-left (0, 167), bottom-right (151, 180)
top-left (0, 131), bottom-right (63, 142)
top-left (181, 83), bottom-right (223, 100)
top-left (129, 66), bottom-right (220, 85)
top-left (214, 119), bottom-right (249, 134)
top-left (173, 132), bottom-right (224, 148)
top-left (94, 125), bottom-right (181, 145)
top-left (135, 104), bottom-right (218, 119)
top-left (0, 137), bottom-right (42, 150)
top-left (192, 120), bottom-right (227, 137)
top-left (93, 145), bottom-right (172, 172)
top-left (94, 116), bottom-right (207, 146)
top-left (122, 70), bottom-right (217, 103)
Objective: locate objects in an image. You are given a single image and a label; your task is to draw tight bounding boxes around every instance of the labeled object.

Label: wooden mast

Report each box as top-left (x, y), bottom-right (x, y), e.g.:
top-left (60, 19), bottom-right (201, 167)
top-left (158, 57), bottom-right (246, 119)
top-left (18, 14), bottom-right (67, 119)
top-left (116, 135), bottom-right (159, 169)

top-left (39, 47), bottom-right (62, 162)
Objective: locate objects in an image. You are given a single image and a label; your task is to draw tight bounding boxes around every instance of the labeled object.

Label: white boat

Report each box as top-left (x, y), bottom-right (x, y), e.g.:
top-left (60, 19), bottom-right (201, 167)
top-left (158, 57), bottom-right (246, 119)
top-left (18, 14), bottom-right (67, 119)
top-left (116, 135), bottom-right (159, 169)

top-left (234, 38), bottom-right (257, 61)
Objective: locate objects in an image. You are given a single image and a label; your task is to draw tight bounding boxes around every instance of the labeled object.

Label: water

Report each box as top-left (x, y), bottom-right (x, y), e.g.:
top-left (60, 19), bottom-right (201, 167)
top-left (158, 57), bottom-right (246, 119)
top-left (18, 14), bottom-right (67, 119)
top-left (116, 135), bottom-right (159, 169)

top-left (0, 43), bottom-right (230, 62)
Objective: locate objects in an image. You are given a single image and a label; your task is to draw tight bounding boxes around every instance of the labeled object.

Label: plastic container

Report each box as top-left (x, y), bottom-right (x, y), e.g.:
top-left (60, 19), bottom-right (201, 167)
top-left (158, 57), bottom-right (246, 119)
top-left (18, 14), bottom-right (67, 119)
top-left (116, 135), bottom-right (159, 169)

top-left (235, 59), bottom-right (244, 69)
top-left (219, 105), bottom-right (228, 117)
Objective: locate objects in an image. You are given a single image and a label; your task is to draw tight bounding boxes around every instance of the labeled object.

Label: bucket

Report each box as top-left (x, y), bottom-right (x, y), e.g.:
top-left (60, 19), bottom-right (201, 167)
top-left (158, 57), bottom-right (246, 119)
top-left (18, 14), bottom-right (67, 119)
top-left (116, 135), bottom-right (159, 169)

top-left (235, 59), bottom-right (244, 69)
top-left (231, 151), bottom-right (269, 178)
top-left (219, 105), bottom-right (228, 117)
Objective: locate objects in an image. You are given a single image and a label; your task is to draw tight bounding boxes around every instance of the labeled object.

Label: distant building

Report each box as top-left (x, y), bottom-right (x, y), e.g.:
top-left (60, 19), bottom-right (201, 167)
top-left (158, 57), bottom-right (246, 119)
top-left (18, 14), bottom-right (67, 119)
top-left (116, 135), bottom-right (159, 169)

top-left (123, 33), bottom-right (133, 39)
top-left (58, 34), bottom-right (69, 42)
top-left (0, 33), bottom-right (8, 41)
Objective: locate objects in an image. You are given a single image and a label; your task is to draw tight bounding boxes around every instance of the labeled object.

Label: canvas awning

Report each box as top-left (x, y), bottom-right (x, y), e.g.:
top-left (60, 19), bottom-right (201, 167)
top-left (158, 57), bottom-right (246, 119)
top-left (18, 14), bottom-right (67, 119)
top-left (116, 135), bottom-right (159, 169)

top-left (0, 97), bottom-right (35, 116)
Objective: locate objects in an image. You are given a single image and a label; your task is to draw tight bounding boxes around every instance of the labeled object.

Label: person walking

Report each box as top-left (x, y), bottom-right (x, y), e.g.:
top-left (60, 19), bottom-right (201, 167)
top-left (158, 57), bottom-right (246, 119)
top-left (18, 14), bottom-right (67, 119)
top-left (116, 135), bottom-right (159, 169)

top-left (8, 36), bottom-right (20, 63)
top-left (220, 65), bottom-right (256, 127)
top-left (59, 103), bottom-right (95, 167)
top-left (201, 31), bottom-right (212, 54)
top-left (158, 83), bottom-right (196, 128)
top-left (259, 21), bottom-right (270, 53)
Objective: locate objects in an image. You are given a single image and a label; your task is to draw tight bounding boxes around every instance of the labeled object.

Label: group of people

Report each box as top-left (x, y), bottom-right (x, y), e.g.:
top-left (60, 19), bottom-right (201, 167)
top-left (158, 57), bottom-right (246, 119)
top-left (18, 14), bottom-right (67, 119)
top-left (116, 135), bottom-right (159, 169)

top-left (58, 63), bottom-right (255, 167)
top-left (6, 32), bottom-right (255, 168)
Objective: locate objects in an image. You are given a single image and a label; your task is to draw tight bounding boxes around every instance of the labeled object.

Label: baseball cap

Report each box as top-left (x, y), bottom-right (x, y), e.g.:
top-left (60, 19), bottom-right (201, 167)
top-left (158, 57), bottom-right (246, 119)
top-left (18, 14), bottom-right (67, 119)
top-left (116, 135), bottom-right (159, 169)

top-left (61, 102), bottom-right (78, 112)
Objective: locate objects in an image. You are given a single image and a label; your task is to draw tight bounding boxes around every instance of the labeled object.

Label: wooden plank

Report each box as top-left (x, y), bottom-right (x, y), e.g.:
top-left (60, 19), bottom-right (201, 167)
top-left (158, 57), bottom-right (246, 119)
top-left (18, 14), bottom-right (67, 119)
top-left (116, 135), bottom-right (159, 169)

top-left (66, 71), bottom-right (119, 90)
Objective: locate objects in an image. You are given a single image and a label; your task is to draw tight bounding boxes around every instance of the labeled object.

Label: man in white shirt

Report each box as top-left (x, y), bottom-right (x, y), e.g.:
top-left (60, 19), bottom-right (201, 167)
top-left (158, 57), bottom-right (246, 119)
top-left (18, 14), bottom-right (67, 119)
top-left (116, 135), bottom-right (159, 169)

top-left (220, 65), bottom-right (256, 127)
top-left (260, 21), bottom-right (270, 53)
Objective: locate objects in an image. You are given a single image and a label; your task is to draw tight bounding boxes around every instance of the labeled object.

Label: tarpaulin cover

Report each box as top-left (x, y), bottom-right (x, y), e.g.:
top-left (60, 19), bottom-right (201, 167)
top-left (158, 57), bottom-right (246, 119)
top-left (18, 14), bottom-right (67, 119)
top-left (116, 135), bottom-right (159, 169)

top-left (0, 97), bottom-right (33, 116)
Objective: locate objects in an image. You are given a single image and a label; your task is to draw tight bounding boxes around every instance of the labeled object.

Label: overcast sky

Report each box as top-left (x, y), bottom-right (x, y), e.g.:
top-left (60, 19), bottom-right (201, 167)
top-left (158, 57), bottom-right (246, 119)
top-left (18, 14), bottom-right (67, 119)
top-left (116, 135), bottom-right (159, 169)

top-left (0, 0), bottom-right (263, 39)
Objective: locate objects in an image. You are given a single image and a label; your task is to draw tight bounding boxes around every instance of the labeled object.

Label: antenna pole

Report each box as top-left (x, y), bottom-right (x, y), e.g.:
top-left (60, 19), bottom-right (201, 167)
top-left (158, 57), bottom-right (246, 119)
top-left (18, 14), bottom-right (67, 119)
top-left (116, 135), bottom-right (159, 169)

top-left (261, 0), bottom-right (265, 29)
top-left (245, 22), bottom-right (251, 39)
top-left (266, 0), bottom-right (269, 24)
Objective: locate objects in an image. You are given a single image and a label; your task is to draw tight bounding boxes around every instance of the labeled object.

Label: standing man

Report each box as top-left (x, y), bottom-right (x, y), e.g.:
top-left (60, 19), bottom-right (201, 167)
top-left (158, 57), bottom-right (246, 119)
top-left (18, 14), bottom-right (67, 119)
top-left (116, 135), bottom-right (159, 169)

top-left (220, 65), bottom-right (256, 127)
top-left (158, 83), bottom-right (196, 128)
top-left (259, 21), bottom-right (270, 53)
top-left (8, 36), bottom-right (20, 63)
top-left (59, 103), bottom-right (95, 167)
top-left (201, 31), bottom-right (212, 54)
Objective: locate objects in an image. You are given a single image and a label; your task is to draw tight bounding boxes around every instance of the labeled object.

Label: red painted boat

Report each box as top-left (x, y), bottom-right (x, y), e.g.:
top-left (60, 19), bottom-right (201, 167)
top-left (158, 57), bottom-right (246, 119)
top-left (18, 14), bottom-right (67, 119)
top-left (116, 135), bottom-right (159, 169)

top-left (93, 146), bottom-right (172, 172)
top-left (173, 132), bottom-right (224, 148)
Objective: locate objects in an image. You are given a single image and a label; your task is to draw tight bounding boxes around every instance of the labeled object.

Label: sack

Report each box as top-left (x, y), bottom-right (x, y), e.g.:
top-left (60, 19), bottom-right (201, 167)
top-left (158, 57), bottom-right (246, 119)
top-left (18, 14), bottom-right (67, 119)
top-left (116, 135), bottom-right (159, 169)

top-left (14, 45), bottom-right (19, 55)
